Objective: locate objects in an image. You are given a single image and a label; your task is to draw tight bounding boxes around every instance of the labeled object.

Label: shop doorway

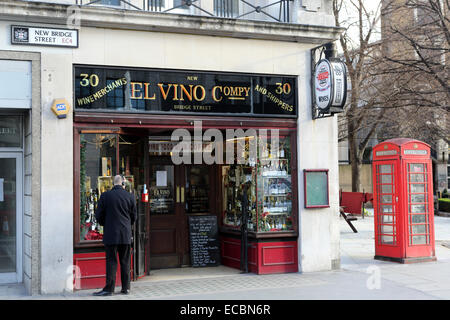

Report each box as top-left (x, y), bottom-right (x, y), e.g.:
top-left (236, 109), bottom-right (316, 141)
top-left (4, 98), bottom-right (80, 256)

top-left (148, 154), bottom-right (217, 269)
top-left (0, 153), bottom-right (22, 284)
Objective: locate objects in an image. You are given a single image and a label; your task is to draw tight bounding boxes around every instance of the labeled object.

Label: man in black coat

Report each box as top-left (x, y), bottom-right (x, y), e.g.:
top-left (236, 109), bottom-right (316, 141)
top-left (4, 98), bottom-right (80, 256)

top-left (93, 175), bottom-right (137, 296)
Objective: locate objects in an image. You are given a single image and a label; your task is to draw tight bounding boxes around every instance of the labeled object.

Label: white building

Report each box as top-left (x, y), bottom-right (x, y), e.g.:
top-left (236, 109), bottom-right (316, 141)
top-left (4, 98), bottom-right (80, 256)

top-left (0, 0), bottom-right (343, 295)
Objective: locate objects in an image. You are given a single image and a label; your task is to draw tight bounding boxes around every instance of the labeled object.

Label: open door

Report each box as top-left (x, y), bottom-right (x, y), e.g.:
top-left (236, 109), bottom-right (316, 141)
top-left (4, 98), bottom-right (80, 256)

top-left (133, 197), bottom-right (148, 279)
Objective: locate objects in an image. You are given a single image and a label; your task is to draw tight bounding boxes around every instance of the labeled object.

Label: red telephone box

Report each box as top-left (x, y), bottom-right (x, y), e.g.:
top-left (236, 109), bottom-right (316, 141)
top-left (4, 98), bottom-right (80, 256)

top-left (372, 138), bottom-right (436, 263)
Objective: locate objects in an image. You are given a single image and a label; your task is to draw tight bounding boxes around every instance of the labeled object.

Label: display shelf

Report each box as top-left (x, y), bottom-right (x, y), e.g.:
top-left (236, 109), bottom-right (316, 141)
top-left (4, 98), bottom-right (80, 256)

top-left (257, 137), bottom-right (293, 233)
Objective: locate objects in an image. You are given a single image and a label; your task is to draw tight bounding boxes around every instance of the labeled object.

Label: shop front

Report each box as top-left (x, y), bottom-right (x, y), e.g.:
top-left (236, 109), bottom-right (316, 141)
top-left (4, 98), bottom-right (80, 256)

top-left (72, 65), bottom-right (299, 289)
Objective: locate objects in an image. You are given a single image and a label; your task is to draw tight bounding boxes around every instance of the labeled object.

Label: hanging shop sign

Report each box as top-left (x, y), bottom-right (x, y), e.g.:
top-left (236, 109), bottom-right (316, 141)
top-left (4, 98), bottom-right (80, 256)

top-left (313, 59), bottom-right (347, 114)
top-left (11, 25), bottom-right (79, 48)
top-left (74, 66), bottom-right (297, 118)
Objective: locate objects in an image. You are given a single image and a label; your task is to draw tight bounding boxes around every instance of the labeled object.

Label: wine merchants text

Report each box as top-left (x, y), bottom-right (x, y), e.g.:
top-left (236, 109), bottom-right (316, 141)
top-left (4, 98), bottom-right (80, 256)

top-left (179, 304), bottom-right (271, 317)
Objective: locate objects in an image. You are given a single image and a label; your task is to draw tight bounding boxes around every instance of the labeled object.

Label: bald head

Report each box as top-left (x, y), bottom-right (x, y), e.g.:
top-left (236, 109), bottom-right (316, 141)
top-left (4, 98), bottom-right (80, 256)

top-left (114, 175), bottom-right (124, 186)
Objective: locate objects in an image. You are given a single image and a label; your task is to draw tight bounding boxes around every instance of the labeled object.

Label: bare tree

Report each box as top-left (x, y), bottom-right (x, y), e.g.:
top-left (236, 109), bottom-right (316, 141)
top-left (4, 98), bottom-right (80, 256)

top-left (379, 0), bottom-right (449, 145)
top-left (335, 0), bottom-right (450, 192)
top-left (334, 0), bottom-right (389, 192)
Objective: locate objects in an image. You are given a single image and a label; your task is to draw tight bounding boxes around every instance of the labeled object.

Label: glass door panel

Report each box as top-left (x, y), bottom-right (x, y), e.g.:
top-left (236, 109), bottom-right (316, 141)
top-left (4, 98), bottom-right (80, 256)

top-left (185, 166), bottom-right (210, 214)
top-left (0, 154), bottom-right (21, 283)
top-left (376, 163), bottom-right (397, 245)
top-left (149, 165), bottom-right (175, 215)
top-left (0, 159), bottom-right (16, 273)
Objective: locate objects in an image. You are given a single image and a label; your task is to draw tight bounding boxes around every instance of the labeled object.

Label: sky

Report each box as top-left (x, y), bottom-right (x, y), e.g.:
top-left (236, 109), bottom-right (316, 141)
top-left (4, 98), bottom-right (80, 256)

top-left (336, 0), bottom-right (383, 51)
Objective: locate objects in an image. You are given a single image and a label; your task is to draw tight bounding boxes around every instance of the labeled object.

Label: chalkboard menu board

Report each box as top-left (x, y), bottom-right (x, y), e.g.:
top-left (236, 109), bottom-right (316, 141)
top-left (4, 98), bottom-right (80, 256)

top-left (188, 215), bottom-right (220, 267)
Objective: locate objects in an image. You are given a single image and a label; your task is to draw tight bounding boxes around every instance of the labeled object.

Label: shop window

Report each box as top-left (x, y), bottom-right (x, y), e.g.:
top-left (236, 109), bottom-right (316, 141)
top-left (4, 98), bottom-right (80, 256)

top-left (222, 135), bottom-right (293, 233)
top-left (0, 116), bottom-right (22, 148)
top-left (79, 133), bottom-right (117, 242)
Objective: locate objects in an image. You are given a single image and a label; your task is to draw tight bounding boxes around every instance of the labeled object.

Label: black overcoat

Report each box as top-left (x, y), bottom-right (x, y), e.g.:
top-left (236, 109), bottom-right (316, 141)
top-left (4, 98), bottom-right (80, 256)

top-left (95, 185), bottom-right (137, 245)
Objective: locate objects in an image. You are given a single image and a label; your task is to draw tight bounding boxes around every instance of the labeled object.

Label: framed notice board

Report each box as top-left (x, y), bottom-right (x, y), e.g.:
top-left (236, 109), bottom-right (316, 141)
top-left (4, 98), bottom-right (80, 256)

top-left (304, 169), bottom-right (329, 208)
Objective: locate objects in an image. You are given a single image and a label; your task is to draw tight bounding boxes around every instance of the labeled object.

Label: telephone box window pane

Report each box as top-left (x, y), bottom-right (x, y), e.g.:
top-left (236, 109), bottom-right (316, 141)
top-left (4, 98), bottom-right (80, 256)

top-left (381, 175), bottom-right (392, 183)
top-left (412, 235), bottom-right (427, 245)
top-left (411, 184), bottom-right (425, 193)
top-left (381, 235), bottom-right (394, 244)
top-left (409, 164), bottom-right (424, 172)
top-left (410, 194), bottom-right (426, 203)
top-left (381, 195), bottom-right (392, 203)
top-left (411, 225), bottom-right (427, 234)
top-left (381, 205), bottom-right (393, 213)
top-left (410, 204), bottom-right (426, 213)
top-left (379, 165), bottom-right (391, 174)
top-left (382, 215), bottom-right (394, 223)
top-left (411, 214), bottom-right (427, 223)
top-left (410, 174), bottom-right (425, 183)
top-left (381, 225), bottom-right (394, 234)
top-left (381, 185), bottom-right (392, 194)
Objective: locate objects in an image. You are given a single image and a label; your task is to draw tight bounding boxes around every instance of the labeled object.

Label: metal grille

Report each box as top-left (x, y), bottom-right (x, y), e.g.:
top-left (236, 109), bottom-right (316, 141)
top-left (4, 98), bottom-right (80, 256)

top-left (74, 0), bottom-right (294, 23)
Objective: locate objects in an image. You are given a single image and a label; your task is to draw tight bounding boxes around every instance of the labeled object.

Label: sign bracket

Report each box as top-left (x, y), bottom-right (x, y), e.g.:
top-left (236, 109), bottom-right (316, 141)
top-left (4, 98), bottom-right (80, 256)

top-left (311, 43), bottom-right (347, 120)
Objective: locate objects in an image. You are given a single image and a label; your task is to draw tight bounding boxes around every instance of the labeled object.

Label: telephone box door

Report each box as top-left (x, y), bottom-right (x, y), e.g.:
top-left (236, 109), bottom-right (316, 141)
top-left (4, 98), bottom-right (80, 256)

top-left (403, 160), bottom-right (435, 258)
top-left (374, 160), bottom-right (403, 258)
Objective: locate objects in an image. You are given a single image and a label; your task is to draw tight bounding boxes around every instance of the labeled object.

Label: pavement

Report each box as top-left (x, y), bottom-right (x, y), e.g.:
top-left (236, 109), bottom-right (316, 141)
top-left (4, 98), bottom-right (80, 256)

top-left (2, 211), bottom-right (450, 301)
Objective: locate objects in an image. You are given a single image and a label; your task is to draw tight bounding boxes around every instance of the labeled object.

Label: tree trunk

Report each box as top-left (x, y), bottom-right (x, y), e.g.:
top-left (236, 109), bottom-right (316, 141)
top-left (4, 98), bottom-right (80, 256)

top-left (348, 116), bottom-right (362, 192)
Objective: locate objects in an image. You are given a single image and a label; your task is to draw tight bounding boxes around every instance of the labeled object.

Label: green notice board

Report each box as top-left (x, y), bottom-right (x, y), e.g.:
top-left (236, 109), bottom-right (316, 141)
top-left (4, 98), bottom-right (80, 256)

top-left (304, 170), bottom-right (329, 208)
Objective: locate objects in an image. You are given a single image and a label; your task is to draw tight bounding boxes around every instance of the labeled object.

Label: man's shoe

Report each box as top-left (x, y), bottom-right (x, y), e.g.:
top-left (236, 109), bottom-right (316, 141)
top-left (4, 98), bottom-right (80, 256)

top-left (120, 289), bottom-right (129, 295)
top-left (93, 290), bottom-right (113, 296)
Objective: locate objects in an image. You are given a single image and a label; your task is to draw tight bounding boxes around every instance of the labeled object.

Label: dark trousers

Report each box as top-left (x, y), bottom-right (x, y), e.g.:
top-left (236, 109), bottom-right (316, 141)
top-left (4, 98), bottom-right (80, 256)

top-left (104, 244), bottom-right (131, 292)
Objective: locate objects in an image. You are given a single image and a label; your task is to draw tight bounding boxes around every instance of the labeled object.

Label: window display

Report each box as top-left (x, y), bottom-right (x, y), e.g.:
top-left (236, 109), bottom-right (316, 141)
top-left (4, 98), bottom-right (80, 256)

top-left (257, 136), bottom-right (293, 232)
top-left (79, 133), bottom-right (144, 242)
top-left (222, 164), bottom-right (257, 231)
top-left (222, 135), bottom-right (293, 233)
top-left (80, 133), bottom-right (117, 241)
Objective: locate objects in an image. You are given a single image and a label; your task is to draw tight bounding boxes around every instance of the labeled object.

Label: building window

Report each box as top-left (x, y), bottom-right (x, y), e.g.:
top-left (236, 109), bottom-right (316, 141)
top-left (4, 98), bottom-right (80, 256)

top-left (101, 0), bottom-right (121, 5)
top-left (0, 116), bottom-right (22, 148)
top-left (174, 0), bottom-right (189, 9)
top-left (214, 0), bottom-right (239, 17)
top-left (148, 0), bottom-right (165, 10)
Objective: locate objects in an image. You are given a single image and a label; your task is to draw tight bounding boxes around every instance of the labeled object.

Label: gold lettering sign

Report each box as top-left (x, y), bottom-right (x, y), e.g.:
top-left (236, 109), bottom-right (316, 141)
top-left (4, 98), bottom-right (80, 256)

top-left (74, 67), bottom-right (298, 117)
